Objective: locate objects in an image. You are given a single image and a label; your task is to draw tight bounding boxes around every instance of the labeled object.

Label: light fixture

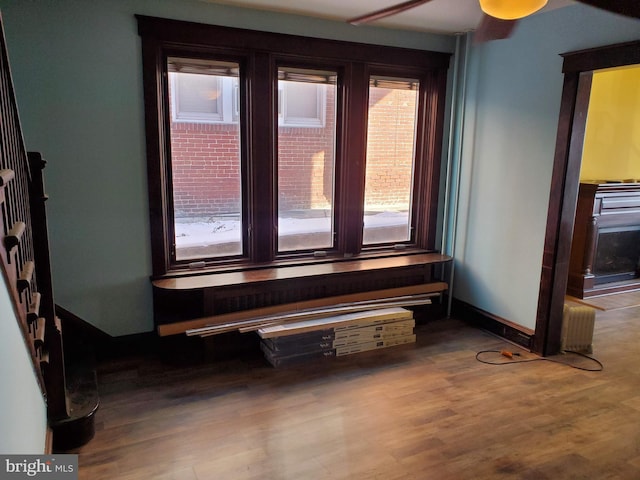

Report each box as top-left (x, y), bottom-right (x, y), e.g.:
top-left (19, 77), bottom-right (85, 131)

top-left (479, 0), bottom-right (548, 20)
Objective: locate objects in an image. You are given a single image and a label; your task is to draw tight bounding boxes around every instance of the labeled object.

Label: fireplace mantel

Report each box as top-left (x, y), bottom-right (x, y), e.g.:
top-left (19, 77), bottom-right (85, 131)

top-left (567, 182), bottom-right (640, 298)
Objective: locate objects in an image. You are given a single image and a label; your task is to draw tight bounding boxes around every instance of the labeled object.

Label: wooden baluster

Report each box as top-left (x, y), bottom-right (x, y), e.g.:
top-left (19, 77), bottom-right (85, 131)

top-left (0, 169), bottom-right (46, 395)
top-left (27, 291), bottom-right (41, 325)
top-left (4, 220), bottom-right (25, 257)
top-left (0, 169), bottom-right (15, 226)
top-left (0, 169), bottom-right (15, 265)
top-left (34, 317), bottom-right (46, 349)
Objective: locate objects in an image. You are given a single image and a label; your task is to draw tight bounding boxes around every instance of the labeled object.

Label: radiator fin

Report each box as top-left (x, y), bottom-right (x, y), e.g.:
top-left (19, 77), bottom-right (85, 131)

top-left (561, 304), bottom-right (595, 353)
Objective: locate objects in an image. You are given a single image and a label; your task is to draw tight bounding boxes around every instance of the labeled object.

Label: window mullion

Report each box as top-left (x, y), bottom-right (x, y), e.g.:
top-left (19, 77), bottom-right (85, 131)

top-left (336, 62), bottom-right (368, 256)
top-left (248, 52), bottom-right (277, 262)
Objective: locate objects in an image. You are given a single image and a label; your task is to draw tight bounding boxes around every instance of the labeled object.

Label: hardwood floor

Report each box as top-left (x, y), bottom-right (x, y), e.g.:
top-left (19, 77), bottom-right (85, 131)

top-left (70, 304), bottom-right (640, 479)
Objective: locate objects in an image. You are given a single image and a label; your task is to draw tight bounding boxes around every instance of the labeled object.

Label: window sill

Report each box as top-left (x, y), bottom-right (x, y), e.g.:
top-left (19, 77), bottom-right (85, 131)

top-left (153, 251), bottom-right (451, 291)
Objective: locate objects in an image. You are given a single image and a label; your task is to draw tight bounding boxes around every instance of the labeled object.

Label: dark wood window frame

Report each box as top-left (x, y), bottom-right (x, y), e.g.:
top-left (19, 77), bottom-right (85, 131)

top-left (136, 15), bottom-right (450, 278)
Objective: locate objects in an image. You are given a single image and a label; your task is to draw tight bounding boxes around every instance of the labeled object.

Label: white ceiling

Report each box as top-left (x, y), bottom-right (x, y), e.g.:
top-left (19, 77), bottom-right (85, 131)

top-left (199, 0), bottom-right (576, 34)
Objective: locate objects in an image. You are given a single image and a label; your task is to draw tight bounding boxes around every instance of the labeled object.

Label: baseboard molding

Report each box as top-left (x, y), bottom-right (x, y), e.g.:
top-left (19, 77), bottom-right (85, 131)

top-left (55, 304), bottom-right (159, 360)
top-left (56, 305), bottom-right (112, 342)
top-left (451, 298), bottom-right (534, 350)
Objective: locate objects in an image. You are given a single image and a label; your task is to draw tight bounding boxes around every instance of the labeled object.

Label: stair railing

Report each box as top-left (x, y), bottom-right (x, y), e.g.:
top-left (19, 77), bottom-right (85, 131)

top-left (0, 13), bottom-right (69, 426)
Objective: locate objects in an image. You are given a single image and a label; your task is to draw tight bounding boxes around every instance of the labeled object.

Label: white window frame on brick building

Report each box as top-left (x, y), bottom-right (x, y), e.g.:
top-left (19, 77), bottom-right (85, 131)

top-left (278, 81), bottom-right (327, 128)
top-left (170, 72), bottom-right (239, 124)
top-left (171, 69), bottom-right (326, 128)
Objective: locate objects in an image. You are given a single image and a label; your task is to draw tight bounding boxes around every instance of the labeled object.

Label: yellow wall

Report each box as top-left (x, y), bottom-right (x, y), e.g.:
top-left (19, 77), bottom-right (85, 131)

top-left (580, 66), bottom-right (640, 182)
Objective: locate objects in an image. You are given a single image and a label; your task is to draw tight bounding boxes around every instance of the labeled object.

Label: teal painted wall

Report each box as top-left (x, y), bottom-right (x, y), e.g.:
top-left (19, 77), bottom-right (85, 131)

top-left (452, 5), bottom-right (640, 329)
top-left (0, 0), bottom-right (454, 335)
top-left (0, 273), bottom-right (47, 453)
top-left (4, 0), bottom-right (636, 336)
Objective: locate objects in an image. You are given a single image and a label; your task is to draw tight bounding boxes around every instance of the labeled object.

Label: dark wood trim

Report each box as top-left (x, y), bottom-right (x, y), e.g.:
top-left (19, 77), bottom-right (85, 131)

top-left (534, 72), bottom-right (592, 355)
top-left (535, 40), bottom-right (640, 355)
top-left (153, 253), bottom-right (451, 291)
top-left (414, 68), bottom-right (448, 250)
top-left (54, 304), bottom-right (158, 360)
top-left (152, 253), bottom-right (451, 333)
top-left (137, 15), bottom-right (451, 276)
top-left (56, 304), bottom-right (112, 344)
top-left (339, 62), bottom-right (369, 256)
top-left (28, 152), bottom-right (69, 420)
top-left (248, 51), bottom-right (277, 262)
top-left (55, 305), bottom-right (156, 360)
top-left (135, 15), bottom-right (451, 69)
top-left (452, 298), bottom-right (534, 350)
top-left (562, 40), bottom-right (640, 74)
top-left (140, 35), bottom-right (172, 276)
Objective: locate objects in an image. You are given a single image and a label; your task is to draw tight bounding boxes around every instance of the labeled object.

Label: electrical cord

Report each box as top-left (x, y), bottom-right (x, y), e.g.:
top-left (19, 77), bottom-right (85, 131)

top-left (475, 349), bottom-right (603, 372)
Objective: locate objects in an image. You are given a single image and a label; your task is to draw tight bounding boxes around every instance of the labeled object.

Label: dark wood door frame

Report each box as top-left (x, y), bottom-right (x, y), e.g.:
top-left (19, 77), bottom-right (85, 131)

top-left (533, 40), bottom-right (640, 356)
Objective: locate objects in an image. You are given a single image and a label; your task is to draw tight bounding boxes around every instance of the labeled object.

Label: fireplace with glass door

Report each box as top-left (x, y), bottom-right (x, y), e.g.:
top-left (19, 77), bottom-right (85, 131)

top-left (567, 182), bottom-right (640, 298)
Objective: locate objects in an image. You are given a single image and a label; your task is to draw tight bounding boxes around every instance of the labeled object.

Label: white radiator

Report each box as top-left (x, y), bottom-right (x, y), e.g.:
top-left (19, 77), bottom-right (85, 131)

top-left (561, 304), bottom-right (595, 353)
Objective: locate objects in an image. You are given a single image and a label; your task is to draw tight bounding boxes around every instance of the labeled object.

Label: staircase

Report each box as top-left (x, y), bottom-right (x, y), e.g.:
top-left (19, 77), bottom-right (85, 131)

top-left (0, 17), bottom-right (98, 451)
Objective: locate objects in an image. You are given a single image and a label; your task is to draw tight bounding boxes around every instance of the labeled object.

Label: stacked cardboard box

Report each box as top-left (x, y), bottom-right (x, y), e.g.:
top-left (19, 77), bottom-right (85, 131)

top-left (257, 307), bottom-right (416, 367)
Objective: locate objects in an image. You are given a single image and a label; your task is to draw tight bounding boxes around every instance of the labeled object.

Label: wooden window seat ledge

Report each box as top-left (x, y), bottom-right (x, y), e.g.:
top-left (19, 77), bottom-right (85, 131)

top-left (152, 253), bottom-right (451, 336)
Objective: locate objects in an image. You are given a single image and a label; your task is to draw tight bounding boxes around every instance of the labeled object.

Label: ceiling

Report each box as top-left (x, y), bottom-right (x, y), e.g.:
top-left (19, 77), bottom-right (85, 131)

top-left (199, 0), bottom-right (576, 34)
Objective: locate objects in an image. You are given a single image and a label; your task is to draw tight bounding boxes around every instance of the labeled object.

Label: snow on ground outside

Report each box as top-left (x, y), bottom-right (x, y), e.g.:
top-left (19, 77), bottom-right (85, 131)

top-left (175, 211), bottom-right (408, 248)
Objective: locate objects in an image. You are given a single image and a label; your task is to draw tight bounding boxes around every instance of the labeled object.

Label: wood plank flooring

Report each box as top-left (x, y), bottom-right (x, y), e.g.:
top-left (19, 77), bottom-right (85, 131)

top-left (69, 304), bottom-right (640, 479)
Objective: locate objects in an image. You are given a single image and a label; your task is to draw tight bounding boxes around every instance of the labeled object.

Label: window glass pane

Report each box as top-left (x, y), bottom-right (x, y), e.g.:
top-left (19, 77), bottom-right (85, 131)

top-left (174, 73), bottom-right (222, 118)
top-left (277, 68), bottom-right (337, 252)
top-left (363, 76), bottom-right (419, 245)
top-left (168, 59), bottom-right (243, 260)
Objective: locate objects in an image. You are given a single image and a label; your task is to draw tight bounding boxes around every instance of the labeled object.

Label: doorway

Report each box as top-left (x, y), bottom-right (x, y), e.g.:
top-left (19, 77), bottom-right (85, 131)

top-left (533, 40), bottom-right (640, 356)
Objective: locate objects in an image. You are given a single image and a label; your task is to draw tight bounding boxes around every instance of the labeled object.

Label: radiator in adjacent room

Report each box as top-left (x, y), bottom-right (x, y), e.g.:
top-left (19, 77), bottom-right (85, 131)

top-left (561, 304), bottom-right (596, 353)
